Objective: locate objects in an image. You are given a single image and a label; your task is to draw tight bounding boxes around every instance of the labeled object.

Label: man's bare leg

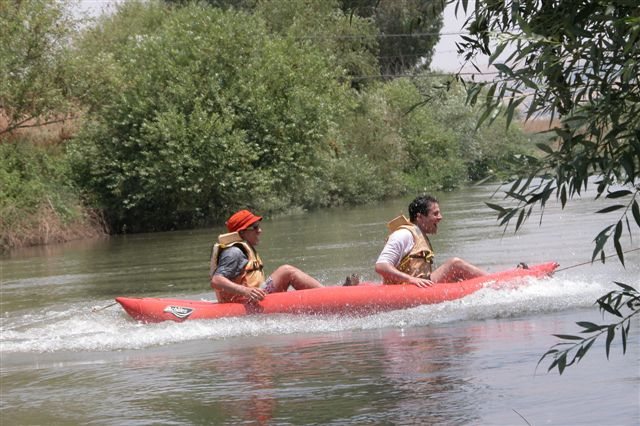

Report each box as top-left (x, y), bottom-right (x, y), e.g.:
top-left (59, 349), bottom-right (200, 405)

top-left (430, 257), bottom-right (487, 283)
top-left (269, 264), bottom-right (323, 292)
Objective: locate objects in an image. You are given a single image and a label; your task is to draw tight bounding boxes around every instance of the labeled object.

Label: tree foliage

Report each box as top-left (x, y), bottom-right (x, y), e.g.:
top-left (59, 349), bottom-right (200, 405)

top-left (1, 0), bottom-right (535, 248)
top-left (0, 138), bottom-right (104, 251)
top-left (538, 282), bottom-right (639, 374)
top-left (68, 1), bottom-right (354, 232)
top-left (66, 0), bottom-right (522, 233)
top-left (453, 0), bottom-right (640, 373)
top-left (167, 0), bottom-right (446, 78)
top-left (377, 75), bottom-right (530, 190)
top-left (339, 0), bottom-right (446, 75)
top-left (164, 0), bottom-right (380, 86)
top-left (255, 0), bottom-right (380, 87)
top-left (340, 0), bottom-right (446, 77)
top-left (0, 0), bottom-right (78, 136)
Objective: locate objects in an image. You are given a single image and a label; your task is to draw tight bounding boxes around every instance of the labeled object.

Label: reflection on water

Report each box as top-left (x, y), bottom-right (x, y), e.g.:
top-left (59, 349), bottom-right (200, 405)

top-left (1, 184), bottom-right (639, 424)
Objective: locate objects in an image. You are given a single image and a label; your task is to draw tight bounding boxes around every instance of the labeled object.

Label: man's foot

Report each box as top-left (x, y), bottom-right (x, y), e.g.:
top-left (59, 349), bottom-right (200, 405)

top-left (517, 262), bottom-right (529, 269)
top-left (343, 274), bottom-right (360, 286)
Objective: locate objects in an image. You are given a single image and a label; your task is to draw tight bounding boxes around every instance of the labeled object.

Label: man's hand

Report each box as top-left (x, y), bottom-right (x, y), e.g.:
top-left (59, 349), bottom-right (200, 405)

top-left (408, 276), bottom-right (433, 288)
top-left (245, 287), bottom-right (267, 302)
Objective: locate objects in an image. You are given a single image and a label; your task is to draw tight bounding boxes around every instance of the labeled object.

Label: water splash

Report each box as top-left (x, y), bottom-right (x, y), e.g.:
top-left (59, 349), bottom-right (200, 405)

top-left (0, 276), bottom-right (613, 354)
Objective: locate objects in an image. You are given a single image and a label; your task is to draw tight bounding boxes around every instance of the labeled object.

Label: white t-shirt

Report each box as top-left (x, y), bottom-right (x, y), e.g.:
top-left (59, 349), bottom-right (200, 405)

top-left (376, 228), bottom-right (415, 266)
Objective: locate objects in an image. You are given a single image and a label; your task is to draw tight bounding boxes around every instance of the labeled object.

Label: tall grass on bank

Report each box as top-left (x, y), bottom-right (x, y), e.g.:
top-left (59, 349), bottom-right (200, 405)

top-left (0, 138), bottom-right (106, 252)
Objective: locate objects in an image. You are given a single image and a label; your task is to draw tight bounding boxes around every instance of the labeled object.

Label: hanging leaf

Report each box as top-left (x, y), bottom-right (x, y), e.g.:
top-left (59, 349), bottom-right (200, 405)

top-left (632, 200), bottom-right (640, 226)
top-left (592, 225), bottom-right (614, 261)
top-left (595, 205), bottom-right (625, 214)
top-left (485, 202), bottom-right (506, 213)
top-left (552, 334), bottom-right (584, 341)
top-left (576, 321), bottom-right (605, 332)
top-left (614, 221), bottom-right (624, 265)
top-left (605, 190), bottom-right (632, 199)
top-left (605, 325), bottom-right (616, 359)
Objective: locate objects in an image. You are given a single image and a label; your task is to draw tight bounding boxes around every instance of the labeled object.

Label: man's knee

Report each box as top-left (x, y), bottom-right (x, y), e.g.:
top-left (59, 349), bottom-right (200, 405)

top-left (274, 264), bottom-right (296, 275)
top-left (445, 257), bottom-right (464, 268)
top-left (272, 264), bottom-right (300, 282)
top-left (450, 257), bottom-right (482, 275)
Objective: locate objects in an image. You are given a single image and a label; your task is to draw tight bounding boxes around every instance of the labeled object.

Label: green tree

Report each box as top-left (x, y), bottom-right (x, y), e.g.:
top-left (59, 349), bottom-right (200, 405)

top-left (452, 0), bottom-right (640, 373)
top-left (167, 0), bottom-right (446, 78)
top-left (0, 0), bottom-right (77, 136)
top-left (254, 0), bottom-right (379, 88)
top-left (339, 0), bottom-right (446, 76)
top-left (0, 0), bottom-right (105, 251)
top-left (405, 73), bottom-right (531, 184)
top-left (68, 1), bottom-right (353, 232)
top-left (331, 73), bottom-right (531, 197)
top-left (164, 0), bottom-right (380, 87)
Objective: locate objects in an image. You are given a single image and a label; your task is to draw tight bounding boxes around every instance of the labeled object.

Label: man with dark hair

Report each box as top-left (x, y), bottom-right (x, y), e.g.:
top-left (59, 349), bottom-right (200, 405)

top-left (375, 195), bottom-right (487, 287)
top-left (210, 209), bottom-right (323, 303)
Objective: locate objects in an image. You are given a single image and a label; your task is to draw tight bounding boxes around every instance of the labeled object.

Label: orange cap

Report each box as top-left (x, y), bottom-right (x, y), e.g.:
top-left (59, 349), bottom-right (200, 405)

top-left (226, 209), bottom-right (262, 232)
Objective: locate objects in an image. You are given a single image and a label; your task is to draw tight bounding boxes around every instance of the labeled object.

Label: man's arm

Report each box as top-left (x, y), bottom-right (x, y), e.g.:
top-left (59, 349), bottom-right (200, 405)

top-left (210, 246), bottom-right (267, 301)
top-left (210, 274), bottom-right (267, 301)
top-left (374, 262), bottom-right (433, 287)
top-left (375, 229), bottom-right (433, 287)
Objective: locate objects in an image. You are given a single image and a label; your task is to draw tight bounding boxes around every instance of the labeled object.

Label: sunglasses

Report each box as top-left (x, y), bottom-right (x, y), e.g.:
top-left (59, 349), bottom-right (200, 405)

top-left (247, 223), bottom-right (261, 231)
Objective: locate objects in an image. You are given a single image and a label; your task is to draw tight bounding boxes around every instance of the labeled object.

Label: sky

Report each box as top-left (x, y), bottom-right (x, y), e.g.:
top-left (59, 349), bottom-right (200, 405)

top-left (74, 0), bottom-right (477, 74)
top-left (431, 2), bottom-right (473, 74)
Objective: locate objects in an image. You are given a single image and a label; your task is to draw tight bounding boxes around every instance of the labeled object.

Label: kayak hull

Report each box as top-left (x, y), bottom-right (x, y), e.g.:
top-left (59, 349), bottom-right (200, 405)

top-left (116, 262), bottom-right (558, 323)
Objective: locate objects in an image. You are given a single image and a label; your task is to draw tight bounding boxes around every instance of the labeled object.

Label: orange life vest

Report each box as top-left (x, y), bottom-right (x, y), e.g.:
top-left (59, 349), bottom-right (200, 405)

top-left (210, 232), bottom-right (265, 303)
top-left (383, 216), bottom-right (435, 284)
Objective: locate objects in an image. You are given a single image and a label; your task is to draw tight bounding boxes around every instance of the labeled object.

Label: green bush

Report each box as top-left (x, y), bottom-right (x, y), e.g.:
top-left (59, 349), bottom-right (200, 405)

top-left (378, 79), bottom-right (467, 191)
top-left (1, 142), bottom-right (68, 214)
top-left (329, 87), bottom-right (408, 198)
top-left (69, 1), bottom-right (354, 232)
top-left (379, 75), bottom-right (532, 189)
top-left (65, 1), bottom-right (533, 234)
top-left (410, 74), bottom-right (531, 182)
top-left (0, 140), bottom-right (101, 251)
top-left (0, 0), bottom-right (77, 135)
top-left (255, 0), bottom-right (380, 90)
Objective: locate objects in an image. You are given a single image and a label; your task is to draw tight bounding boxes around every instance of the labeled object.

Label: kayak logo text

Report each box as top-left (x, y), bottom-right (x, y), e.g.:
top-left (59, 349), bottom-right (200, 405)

top-left (163, 305), bottom-right (194, 319)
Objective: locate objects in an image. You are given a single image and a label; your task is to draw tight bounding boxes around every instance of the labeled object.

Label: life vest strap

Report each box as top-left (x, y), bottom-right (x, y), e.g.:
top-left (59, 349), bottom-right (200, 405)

top-left (408, 250), bottom-right (434, 264)
top-left (246, 260), bottom-right (263, 272)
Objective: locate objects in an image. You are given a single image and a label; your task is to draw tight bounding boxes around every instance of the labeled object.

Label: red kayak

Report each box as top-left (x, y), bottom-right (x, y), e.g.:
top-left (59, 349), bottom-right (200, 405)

top-left (116, 262), bottom-right (559, 323)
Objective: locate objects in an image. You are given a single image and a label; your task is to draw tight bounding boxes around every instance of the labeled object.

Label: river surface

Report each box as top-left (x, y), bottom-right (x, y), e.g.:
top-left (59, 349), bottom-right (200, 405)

top-left (1, 184), bottom-right (639, 425)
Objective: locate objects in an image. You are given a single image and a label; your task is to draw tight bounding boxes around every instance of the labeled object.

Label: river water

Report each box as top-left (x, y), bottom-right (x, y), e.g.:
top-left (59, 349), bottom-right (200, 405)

top-left (1, 184), bottom-right (639, 425)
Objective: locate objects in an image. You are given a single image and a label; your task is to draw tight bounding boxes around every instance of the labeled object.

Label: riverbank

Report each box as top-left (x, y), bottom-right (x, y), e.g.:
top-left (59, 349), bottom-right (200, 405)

top-left (0, 117), bottom-right (107, 252)
top-left (0, 115), bottom-right (555, 253)
top-left (1, 199), bottom-right (106, 253)
top-left (3, 2), bottom-right (553, 251)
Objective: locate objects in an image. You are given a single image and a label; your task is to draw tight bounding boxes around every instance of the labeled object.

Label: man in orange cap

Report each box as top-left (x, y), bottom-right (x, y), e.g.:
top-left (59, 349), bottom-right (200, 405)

top-left (210, 209), bottom-right (323, 303)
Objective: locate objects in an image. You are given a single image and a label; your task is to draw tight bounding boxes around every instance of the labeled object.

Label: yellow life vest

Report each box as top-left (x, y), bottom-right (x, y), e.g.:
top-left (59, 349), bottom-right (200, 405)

top-left (383, 215), bottom-right (435, 284)
top-left (210, 232), bottom-right (265, 303)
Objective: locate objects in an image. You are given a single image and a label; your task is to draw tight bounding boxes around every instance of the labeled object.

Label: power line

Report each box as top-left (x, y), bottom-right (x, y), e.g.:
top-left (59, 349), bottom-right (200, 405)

top-left (296, 31), bottom-right (468, 40)
top-left (376, 31), bottom-right (468, 38)
top-left (376, 49), bottom-right (458, 60)
top-left (349, 70), bottom-right (499, 81)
